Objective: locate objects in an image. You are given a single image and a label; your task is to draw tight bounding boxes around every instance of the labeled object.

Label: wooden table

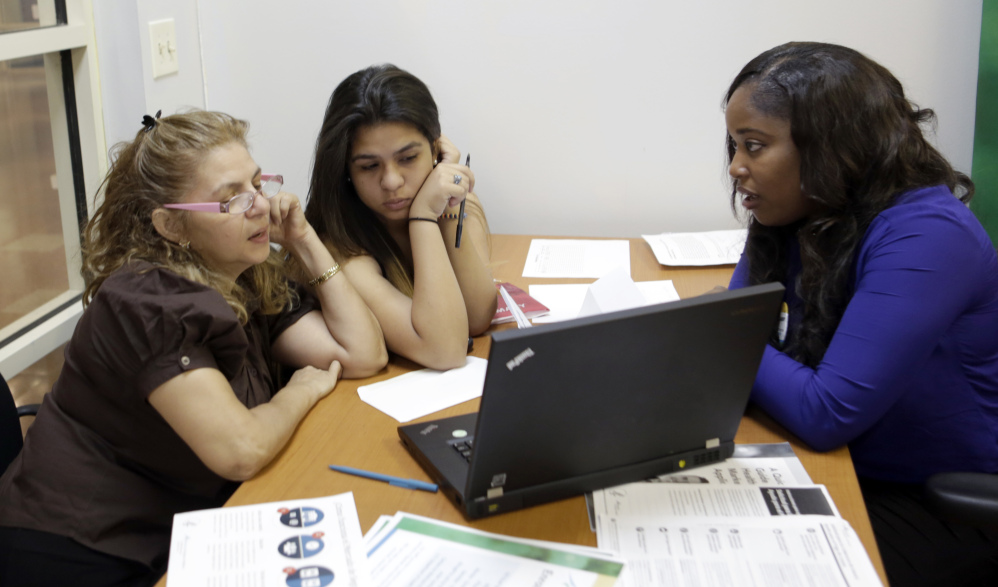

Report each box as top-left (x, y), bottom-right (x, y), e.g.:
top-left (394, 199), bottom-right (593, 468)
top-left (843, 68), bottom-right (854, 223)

top-left (156, 234), bottom-right (888, 586)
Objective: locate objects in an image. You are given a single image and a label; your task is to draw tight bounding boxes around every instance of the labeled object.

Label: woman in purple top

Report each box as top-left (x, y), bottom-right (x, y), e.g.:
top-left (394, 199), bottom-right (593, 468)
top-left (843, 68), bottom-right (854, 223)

top-left (724, 42), bottom-right (998, 586)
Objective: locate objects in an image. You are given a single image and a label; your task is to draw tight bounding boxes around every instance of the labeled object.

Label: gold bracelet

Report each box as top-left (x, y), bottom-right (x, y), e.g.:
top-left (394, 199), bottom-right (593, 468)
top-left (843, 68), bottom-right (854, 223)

top-left (307, 263), bottom-right (341, 287)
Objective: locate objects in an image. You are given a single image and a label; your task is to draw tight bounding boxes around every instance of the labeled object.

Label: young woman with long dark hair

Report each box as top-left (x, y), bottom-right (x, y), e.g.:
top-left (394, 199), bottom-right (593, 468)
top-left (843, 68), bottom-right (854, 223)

top-left (305, 64), bottom-right (497, 370)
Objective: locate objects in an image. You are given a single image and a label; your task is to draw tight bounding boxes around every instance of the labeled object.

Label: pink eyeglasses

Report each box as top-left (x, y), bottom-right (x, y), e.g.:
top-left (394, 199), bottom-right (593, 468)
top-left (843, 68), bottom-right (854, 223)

top-left (163, 174), bottom-right (283, 215)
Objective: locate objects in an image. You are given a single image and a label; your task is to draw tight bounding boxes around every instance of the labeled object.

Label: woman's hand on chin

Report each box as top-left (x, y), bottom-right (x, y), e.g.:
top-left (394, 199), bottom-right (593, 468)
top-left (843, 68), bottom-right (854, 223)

top-left (268, 191), bottom-right (315, 251)
top-left (410, 135), bottom-right (474, 218)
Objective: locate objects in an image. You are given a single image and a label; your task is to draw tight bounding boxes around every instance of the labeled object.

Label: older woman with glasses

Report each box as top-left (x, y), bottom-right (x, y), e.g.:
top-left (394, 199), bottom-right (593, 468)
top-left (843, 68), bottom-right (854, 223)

top-left (0, 110), bottom-right (387, 587)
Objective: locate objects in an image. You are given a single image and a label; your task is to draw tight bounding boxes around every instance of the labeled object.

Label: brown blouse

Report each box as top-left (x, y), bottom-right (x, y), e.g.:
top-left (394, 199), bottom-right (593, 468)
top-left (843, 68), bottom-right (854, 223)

top-left (0, 261), bottom-right (317, 572)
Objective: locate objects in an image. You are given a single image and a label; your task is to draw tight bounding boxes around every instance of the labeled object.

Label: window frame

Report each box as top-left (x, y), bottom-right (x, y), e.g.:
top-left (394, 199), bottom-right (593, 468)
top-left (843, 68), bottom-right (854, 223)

top-left (0, 0), bottom-right (105, 377)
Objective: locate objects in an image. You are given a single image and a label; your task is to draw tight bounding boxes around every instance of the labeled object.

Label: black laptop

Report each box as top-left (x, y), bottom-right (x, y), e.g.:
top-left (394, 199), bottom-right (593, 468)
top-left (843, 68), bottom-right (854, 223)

top-left (398, 282), bottom-right (784, 519)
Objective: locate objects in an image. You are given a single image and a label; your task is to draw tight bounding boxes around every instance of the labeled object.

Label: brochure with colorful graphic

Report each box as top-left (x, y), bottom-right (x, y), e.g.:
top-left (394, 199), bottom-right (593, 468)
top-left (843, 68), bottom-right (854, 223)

top-left (166, 492), bottom-right (372, 587)
top-left (365, 512), bottom-right (624, 586)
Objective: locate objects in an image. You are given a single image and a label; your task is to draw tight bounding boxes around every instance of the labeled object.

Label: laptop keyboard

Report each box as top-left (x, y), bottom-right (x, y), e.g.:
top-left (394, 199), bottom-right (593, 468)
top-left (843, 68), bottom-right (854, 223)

top-left (452, 438), bottom-right (475, 462)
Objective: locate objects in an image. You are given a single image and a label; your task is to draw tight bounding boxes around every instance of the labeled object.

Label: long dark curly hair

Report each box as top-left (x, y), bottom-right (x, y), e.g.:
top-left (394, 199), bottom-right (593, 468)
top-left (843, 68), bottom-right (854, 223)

top-left (724, 42), bottom-right (973, 367)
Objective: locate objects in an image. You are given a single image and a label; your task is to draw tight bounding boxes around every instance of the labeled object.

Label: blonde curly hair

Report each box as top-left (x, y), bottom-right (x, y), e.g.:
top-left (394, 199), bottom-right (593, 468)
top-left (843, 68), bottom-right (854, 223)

top-left (82, 110), bottom-right (294, 323)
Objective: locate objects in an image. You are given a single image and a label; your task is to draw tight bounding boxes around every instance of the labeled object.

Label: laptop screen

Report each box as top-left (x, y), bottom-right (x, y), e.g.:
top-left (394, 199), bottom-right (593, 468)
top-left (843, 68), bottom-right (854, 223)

top-left (464, 283), bottom-right (784, 501)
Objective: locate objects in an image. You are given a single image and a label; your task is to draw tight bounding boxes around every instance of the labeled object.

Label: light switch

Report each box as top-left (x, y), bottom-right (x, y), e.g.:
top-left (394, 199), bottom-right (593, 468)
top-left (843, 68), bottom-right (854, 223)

top-left (149, 19), bottom-right (179, 79)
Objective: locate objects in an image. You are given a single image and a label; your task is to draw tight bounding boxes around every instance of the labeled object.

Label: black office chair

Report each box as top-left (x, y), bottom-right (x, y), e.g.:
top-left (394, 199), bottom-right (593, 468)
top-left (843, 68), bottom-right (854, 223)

top-left (1, 371), bottom-right (40, 476)
top-left (925, 472), bottom-right (998, 529)
top-left (924, 255), bottom-right (998, 529)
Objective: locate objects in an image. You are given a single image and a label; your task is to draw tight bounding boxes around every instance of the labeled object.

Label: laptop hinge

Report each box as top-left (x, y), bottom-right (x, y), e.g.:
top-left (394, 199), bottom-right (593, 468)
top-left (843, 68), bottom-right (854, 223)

top-left (486, 487), bottom-right (503, 499)
top-left (706, 437), bottom-right (720, 449)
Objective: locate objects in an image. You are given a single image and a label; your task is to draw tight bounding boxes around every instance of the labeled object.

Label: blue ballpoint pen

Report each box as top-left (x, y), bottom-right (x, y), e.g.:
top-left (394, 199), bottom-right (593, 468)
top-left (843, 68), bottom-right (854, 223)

top-left (329, 464), bottom-right (438, 493)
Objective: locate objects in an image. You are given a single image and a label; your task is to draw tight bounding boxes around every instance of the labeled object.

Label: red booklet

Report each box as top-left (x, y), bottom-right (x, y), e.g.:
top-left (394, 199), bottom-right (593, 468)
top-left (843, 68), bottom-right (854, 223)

top-left (492, 282), bottom-right (550, 324)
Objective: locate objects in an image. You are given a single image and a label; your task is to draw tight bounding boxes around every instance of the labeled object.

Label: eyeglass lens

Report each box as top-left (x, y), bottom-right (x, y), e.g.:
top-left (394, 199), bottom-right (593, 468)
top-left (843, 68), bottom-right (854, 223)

top-left (227, 176), bottom-right (283, 214)
top-left (261, 175), bottom-right (282, 197)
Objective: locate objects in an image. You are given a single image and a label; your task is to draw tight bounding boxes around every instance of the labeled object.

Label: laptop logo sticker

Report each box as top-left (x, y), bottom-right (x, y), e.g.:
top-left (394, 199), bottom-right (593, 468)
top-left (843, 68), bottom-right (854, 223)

top-left (506, 347), bottom-right (535, 371)
top-left (490, 473), bottom-right (507, 488)
top-left (419, 424), bottom-right (438, 436)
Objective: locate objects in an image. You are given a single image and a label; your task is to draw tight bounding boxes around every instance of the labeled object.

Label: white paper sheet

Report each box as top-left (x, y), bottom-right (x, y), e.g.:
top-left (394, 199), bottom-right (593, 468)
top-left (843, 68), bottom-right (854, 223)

top-left (365, 513), bottom-right (625, 587)
top-left (530, 280), bottom-right (680, 324)
top-left (357, 357), bottom-right (487, 422)
top-left (598, 516), bottom-right (883, 587)
top-left (593, 483), bottom-right (840, 520)
top-left (577, 266), bottom-right (648, 318)
top-left (642, 229), bottom-right (747, 266)
top-left (167, 492), bottom-right (372, 587)
top-left (529, 283), bottom-right (590, 323)
top-left (592, 479), bottom-right (881, 586)
top-left (634, 280), bottom-right (682, 306)
top-left (522, 238), bottom-right (631, 278)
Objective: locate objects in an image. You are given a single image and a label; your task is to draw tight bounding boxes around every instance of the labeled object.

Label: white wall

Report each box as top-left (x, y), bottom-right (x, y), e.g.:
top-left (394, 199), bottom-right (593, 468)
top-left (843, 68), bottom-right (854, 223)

top-left (97, 0), bottom-right (983, 237)
top-left (93, 0), bottom-right (205, 148)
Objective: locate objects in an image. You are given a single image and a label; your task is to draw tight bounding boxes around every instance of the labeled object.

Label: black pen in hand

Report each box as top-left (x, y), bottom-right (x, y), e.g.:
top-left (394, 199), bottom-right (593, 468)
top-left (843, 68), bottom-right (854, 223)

top-left (455, 153), bottom-right (470, 248)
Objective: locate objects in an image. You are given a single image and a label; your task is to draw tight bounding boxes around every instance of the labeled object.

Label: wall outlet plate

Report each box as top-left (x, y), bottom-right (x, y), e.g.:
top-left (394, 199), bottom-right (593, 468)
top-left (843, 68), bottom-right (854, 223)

top-left (149, 18), bottom-right (178, 79)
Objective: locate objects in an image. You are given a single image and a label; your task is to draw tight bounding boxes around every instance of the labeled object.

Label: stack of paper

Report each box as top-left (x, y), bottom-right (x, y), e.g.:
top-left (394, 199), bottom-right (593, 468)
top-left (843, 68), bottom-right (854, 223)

top-left (642, 229), bottom-right (747, 266)
top-left (167, 492), bottom-right (372, 586)
top-left (590, 444), bottom-right (884, 587)
top-left (364, 512), bottom-right (626, 586)
top-left (598, 511), bottom-right (882, 587)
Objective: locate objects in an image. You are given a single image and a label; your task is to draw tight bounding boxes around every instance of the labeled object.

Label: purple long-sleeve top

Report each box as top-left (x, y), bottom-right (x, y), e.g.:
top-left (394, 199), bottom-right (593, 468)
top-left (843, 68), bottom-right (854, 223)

top-left (730, 185), bottom-right (998, 483)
